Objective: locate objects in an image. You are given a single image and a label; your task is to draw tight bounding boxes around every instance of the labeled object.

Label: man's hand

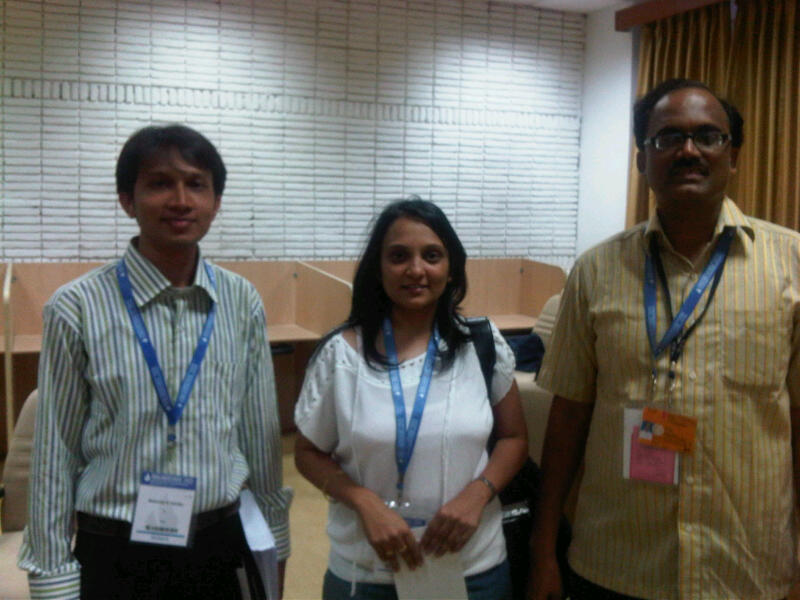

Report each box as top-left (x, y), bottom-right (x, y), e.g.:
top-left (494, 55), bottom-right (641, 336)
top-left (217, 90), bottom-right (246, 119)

top-left (527, 396), bottom-right (592, 600)
top-left (528, 552), bottom-right (563, 600)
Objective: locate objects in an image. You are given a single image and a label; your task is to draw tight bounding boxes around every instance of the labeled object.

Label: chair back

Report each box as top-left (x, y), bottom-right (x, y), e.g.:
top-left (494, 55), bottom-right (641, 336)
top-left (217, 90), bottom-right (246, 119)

top-left (533, 293), bottom-right (562, 349)
top-left (1, 389), bottom-right (38, 532)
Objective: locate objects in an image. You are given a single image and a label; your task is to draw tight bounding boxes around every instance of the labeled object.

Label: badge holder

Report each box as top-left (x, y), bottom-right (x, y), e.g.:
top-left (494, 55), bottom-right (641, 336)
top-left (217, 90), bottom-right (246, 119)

top-left (385, 498), bottom-right (430, 529)
top-left (623, 407), bottom-right (679, 485)
top-left (130, 471), bottom-right (197, 547)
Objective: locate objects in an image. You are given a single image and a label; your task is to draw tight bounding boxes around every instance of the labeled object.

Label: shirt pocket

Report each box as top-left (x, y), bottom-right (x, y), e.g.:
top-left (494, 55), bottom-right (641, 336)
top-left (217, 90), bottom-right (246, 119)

top-left (723, 309), bottom-right (791, 393)
top-left (195, 358), bottom-right (244, 418)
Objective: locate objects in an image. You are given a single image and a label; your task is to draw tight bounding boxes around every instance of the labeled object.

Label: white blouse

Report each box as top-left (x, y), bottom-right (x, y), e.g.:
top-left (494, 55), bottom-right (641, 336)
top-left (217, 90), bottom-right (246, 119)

top-left (294, 321), bottom-right (516, 584)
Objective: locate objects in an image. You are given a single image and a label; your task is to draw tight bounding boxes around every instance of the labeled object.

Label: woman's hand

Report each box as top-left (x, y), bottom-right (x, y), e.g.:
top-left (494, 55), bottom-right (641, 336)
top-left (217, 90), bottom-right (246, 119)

top-left (354, 492), bottom-right (424, 572)
top-left (419, 379), bottom-right (527, 558)
top-left (419, 479), bottom-right (491, 556)
top-left (295, 434), bottom-right (423, 571)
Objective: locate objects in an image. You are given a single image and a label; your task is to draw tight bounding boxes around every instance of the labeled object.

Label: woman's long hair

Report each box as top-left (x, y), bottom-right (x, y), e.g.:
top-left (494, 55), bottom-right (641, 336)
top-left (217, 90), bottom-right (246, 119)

top-left (316, 196), bottom-right (470, 370)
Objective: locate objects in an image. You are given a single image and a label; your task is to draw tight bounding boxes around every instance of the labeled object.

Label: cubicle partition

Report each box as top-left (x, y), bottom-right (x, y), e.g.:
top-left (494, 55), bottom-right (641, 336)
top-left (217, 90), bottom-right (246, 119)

top-left (0, 257), bottom-right (564, 458)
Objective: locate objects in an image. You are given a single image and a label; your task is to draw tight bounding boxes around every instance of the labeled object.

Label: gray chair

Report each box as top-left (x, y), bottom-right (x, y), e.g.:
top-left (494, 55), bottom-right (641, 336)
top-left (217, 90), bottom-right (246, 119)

top-left (0, 389), bottom-right (38, 599)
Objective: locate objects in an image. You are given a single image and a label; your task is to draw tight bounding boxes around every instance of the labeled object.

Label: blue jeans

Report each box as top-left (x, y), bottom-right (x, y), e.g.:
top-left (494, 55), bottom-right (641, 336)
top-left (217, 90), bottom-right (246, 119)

top-left (322, 560), bottom-right (512, 600)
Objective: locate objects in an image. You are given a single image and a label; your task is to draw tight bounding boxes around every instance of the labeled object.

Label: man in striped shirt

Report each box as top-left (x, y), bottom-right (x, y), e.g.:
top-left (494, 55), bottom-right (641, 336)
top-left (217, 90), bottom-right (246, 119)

top-left (529, 79), bottom-right (800, 600)
top-left (18, 125), bottom-right (291, 599)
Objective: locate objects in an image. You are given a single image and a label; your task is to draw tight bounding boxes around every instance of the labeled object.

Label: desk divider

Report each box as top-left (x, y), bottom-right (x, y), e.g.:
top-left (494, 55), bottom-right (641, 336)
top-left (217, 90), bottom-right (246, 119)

top-left (519, 258), bottom-right (567, 317)
top-left (304, 260), bottom-right (357, 283)
top-left (295, 261), bottom-right (352, 338)
top-left (216, 261), bottom-right (301, 341)
top-left (0, 257), bottom-right (565, 451)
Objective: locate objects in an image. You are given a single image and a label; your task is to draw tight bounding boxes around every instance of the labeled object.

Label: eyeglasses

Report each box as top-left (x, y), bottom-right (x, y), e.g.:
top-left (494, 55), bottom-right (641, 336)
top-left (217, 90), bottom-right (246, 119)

top-left (643, 130), bottom-right (731, 153)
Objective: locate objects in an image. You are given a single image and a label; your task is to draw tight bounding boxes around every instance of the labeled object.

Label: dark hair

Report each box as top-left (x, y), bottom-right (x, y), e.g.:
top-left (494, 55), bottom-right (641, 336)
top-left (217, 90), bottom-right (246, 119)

top-left (115, 124), bottom-right (227, 197)
top-left (318, 196), bottom-right (470, 371)
top-left (633, 78), bottom-right (744, 150)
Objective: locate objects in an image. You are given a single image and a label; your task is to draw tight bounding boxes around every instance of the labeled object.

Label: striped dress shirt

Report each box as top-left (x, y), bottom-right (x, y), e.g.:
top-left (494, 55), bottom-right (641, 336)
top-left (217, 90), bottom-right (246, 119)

top-left (18, 243), bottom-right (292, 599)
top-left (538, 198), bottom-right (800, 600)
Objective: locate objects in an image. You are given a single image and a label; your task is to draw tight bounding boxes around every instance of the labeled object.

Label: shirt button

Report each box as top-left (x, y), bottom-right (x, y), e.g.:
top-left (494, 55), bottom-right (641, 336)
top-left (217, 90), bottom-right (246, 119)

top-left (686, 476), bottom-right (694, 485)
top-left (689, 371), bottom-right (697, 381)
top-left (684, 524), bottom-right (693, 533)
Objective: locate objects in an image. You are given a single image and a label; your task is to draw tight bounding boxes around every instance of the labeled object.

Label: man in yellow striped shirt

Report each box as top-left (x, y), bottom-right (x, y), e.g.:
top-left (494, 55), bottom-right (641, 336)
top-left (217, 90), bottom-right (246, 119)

top-left (529, 79), bottom-right (800, 600)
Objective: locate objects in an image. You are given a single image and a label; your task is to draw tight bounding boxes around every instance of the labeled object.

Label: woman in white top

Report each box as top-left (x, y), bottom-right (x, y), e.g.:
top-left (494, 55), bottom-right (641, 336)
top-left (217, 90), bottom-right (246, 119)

top-left (294, 198), bottom-right (528, 600)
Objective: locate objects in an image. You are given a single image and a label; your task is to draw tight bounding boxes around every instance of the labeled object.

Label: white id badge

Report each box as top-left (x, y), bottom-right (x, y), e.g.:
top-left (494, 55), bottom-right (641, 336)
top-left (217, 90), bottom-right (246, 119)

top-left (130, 471), bottom-right (196, 547)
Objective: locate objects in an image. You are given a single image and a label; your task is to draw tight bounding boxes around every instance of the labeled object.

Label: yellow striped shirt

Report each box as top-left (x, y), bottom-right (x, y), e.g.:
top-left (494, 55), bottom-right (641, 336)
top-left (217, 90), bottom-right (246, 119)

top-left (538, 198), bottom-right (800, 600)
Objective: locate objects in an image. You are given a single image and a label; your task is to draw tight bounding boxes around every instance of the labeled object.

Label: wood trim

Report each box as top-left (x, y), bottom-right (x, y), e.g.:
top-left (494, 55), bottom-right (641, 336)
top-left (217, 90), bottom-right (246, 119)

top-left (615, 0), bottom-right (726, 31)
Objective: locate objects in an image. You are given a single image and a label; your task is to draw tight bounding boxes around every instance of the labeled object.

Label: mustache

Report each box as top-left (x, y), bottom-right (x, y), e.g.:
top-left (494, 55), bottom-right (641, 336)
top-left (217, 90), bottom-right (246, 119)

top-left (668, 157), bottom-right (708, 176)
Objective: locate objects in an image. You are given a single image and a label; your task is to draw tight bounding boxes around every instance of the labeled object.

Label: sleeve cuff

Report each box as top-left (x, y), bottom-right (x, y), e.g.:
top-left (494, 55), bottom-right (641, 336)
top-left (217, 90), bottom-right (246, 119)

top-left (270, 516), bottom-right (291, 561)
top-left (28, 570), bottom-right (81, 600)
top-left (261, 486), bottom-right (293, 561)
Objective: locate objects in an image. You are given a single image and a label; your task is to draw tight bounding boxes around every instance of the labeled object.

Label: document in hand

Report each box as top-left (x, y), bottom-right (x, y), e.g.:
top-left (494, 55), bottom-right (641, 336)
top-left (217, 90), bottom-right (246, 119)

top-left (393, 529), bottom-right (467, 600)
top-left (240, 489), bottom-right (279, 600)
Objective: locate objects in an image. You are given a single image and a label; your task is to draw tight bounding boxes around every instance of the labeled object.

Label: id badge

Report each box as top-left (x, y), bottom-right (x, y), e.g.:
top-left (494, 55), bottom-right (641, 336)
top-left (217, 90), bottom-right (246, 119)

top-left (378, 498), bottom-right (436, 574)
top-left (623, 408), bottom-right (678, 485)
top-left (639, 407), bottom-right (697, 454)
top-left (130, 471), bottom-right (196, 547)
top-left (384, 498), bottom-right (429, 529)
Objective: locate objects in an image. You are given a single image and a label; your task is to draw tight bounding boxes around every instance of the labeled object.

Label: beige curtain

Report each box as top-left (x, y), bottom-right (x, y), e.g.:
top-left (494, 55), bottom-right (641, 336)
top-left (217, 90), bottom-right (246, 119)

top-left (726, 0), bottom-right (800, 229)
top-left (627, 0), bottom-right (800, 230)
top-left (626, 3), bottom-right (732, 226)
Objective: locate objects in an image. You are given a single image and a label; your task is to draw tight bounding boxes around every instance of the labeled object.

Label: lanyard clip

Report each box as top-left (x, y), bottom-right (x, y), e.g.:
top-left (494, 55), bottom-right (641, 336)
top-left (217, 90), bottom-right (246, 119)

top-left (651, 368), bottom-right (658, 392)
top-left (668, 361), bottom-right (677, 393)
top-left (167, 425), bottom-right (177, 448)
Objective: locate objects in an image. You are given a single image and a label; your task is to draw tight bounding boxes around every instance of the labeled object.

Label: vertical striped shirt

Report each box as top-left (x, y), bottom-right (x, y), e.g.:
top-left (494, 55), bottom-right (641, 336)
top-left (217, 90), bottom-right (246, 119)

top-left (538, 198), bottom-right (800, 600)
top-left (18, 243), bottom-right (292, 599)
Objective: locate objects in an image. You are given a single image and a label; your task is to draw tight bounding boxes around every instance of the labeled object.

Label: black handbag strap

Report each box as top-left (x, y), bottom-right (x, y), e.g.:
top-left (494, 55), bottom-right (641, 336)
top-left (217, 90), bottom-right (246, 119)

top-left (466, 316), bottom-right (495, 396)
top-left (467, 317), bottom-right (499, 452)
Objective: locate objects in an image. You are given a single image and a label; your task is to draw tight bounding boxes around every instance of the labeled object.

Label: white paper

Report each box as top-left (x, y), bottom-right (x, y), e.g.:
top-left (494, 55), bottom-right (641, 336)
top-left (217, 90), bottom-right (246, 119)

top-left (393, 550), bottom-right (467, 600)
top-left (239, 489), bottom-right (279, 600)
top-left (239, 489), bottom-right (276, 551)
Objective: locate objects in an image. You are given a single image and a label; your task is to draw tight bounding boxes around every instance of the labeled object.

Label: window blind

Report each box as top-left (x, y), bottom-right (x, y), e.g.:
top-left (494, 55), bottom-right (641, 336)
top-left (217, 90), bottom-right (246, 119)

top-left (1, 0), bottom-right (584, 268)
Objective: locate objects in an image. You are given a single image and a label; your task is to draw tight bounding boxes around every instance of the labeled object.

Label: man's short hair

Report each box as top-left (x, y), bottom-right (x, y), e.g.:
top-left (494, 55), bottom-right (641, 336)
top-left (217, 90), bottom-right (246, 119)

top-left (633, 78), bottom-right (744, 150)
top-left (115, 124), bottom-right (227, 197)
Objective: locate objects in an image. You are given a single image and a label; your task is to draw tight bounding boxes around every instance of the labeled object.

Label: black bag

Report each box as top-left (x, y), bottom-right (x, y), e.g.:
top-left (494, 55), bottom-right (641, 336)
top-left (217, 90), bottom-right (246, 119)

top-left (505, 331), bottom-right (546, 373)
top-left (467, 318), bottom-right (571, 600)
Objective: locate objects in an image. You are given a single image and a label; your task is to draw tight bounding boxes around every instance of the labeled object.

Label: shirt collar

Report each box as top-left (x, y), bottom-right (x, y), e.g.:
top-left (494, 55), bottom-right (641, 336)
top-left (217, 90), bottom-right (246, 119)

top-left (121, 241), bottom-right (218, 308)
top-left (643, 197), bottom-right (755, 255)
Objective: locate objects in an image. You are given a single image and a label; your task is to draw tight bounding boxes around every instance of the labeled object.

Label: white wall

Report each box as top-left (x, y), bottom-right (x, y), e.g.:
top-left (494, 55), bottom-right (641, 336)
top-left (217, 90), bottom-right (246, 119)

top-left (0, 0), bottom-right (586, 268)
top-left (576, 3), bottom-right (634, 256)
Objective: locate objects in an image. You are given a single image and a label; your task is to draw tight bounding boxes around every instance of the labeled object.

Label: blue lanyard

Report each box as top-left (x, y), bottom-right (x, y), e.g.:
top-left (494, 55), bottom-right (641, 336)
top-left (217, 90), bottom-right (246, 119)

top-left (382, 317), bottom-right (439, 499)
top-left (644, 227), bottom-right (735, 378)
top-left (117, 259), bottom-right (217, 434)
